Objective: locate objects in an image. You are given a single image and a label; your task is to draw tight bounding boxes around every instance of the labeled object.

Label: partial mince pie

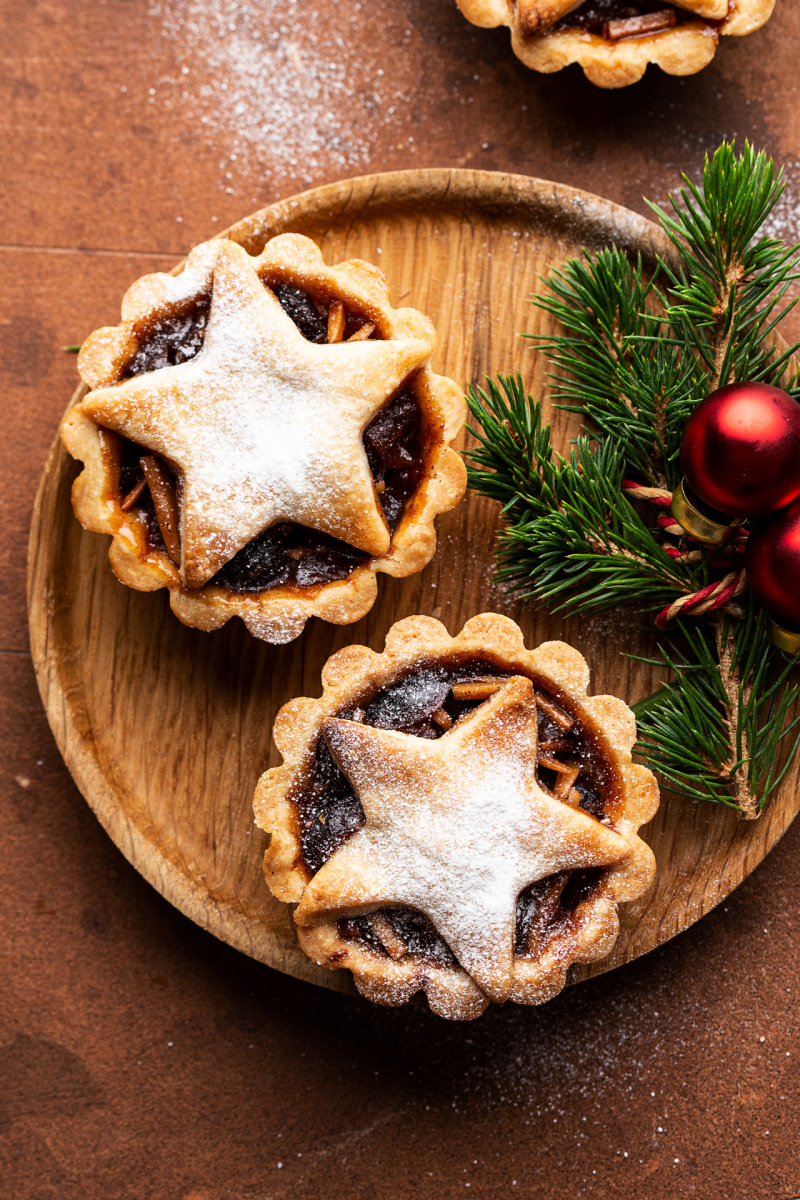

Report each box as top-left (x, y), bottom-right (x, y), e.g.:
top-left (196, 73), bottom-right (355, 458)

top-left (456, 0), bottom-right (775, 87)
top-left (254, 614), bottom-right (659, 1020)
top-left (61, 234), bottom-right (467, 643)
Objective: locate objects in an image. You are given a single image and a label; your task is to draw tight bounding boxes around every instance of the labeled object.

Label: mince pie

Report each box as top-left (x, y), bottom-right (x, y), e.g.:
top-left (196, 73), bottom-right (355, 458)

top-left (456, 0), bottom-right (774, 87)
top-left (61, 234), bottom-right (467, 643)
top-left (254, 613), bottom-right (659, 1020)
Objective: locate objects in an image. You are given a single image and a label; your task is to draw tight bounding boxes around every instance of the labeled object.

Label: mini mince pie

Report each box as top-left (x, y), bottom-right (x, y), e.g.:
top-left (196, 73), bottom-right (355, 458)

top-left (254, 613), bottom-right (659, 1020)
top-left (61, 234), bottom-right (467, 643)
top-left (456, 0), bottom-right (774, 88)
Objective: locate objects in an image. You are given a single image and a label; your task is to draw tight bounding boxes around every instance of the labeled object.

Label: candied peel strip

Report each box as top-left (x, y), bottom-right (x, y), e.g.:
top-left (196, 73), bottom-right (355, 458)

top-left (536, 693), bottom-right (574, 731)
top-left (120, 476), bottom-right (146, 512)
top-left (553, 764), bottom-right (581, 800)
top-left (525, 875), bottom-right (568, 956)
top-left (346, 321), bottom-right (376, 342)
top-left (538, 752), bottom-right (574, 774)
top-left (370, 914), bottom-right (408, 960)
top-left (432, 706), bottom-right (453, 731)
top-left (517, 0), bottom-right (581, 36)
top-left (451, 678), bottom-right (503, 702)
top-left (327, 300), bottom-right (345, 343)
top-left (139, 455), bottom-right (181, 565)
top-left (605, 9), bottom-right (677, 40)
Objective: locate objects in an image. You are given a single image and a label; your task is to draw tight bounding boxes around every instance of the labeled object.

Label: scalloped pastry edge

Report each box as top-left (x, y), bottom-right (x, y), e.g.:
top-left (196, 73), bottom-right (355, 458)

top-left (61, 234), bottom-right (467, 644)
top-left (456, 0), bottom-right (775, 88)
top-left (253, 613), bottom-right (660, 1019)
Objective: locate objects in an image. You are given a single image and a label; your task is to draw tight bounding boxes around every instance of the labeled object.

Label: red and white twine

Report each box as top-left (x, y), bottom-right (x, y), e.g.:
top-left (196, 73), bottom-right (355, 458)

top-left (620, 480), bottom-right (748, 629)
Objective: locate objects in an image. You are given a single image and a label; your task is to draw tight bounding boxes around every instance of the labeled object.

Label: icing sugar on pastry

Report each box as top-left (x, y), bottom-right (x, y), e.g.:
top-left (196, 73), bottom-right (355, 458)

top-left (62, 232), bottom-right (467, 643)
top-left (256, 613), bottom-right (660, 1019)
top-left (296, 676), bottom-right (631, 1002)
top-left (81, 239), bottom-right (430, 588)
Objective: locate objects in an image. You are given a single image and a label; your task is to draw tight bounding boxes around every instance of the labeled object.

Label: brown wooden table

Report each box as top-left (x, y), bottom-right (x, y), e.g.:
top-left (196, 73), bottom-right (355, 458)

top-left (3, 3), bottom-right (799, 1197)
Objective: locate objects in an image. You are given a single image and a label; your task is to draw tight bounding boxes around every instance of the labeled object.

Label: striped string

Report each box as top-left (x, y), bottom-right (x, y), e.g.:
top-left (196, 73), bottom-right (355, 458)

top-left (621, 480), bottom-right (747, 628)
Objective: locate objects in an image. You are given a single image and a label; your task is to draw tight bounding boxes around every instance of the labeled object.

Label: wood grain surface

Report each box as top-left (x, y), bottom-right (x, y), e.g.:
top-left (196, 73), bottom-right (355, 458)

top-left (27, 168), bottom-right (800, 1001)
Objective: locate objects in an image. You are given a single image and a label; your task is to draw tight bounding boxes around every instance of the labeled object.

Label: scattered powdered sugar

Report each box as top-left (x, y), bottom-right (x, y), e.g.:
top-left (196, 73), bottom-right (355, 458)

top-left (147, 0), bottom-right (414, 194)
top-left (85, 241), bottom-right (424, 583)
top-left (366, 669), bottom-right (452, 730)
top-left (762, 159), bottom-right (800, 243)
top-left (315, 683), bottom-right (629, 1002)
top-left (660, 160), bottom-right (800, 247)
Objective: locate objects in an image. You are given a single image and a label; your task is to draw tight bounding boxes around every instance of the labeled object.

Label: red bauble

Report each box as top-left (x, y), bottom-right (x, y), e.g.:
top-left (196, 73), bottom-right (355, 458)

top-left (681, 382), bottom-right (800, 518)
top-left (745, 496), bottom-right (800, 626)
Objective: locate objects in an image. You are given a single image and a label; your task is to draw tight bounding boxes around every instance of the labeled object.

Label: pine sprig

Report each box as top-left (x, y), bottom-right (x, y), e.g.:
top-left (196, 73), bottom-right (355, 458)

top-left (466, 141), bottom-right (800, 818)
top-left (649, 143), bottom-right (800, 390)
top-left (533, 249), bottom-right (680, 487)
top-left (532, 250), bottom-right (710, 488)
top-left (633, 605), bottom-right (800, 812)
top-left (468, 377), bottom-right (700, 614)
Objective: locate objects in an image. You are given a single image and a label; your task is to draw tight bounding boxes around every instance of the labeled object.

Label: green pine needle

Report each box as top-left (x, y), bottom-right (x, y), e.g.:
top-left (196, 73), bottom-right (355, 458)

top-left (466, 141), bottom-right (800, 817)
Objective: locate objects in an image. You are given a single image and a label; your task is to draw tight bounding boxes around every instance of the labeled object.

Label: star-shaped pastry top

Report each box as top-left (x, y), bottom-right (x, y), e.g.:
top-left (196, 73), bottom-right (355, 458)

top-left (82, 239), bottom-right (432, 587)
top-left (295, 676), bottom-right (631, 1003)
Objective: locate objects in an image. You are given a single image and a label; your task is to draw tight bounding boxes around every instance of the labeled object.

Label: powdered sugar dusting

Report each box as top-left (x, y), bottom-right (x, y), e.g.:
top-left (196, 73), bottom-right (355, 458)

top-left (762, 160), bottom-right (800, 243)
top-left (660, 160), bottom-right (800, 247)
top-left (306, 680), bottom-right (630, 1002)
top-left (148, 0), bottom-right (414, 194)
top-left (81, 239), bottom-right (428, 584)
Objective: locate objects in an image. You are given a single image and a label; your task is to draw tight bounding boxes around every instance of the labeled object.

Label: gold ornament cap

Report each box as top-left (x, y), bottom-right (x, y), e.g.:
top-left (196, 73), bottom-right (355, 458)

top-left (768, 618), bottom-right (800, 655)
top-left (671, 478), bottom-right (742, 546)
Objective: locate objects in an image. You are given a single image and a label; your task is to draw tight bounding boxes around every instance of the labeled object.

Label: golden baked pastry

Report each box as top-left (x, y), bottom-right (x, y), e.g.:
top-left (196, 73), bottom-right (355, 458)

top-left (61, 235), bottom-right (466, 643)
top-left (456, 0), bottom-right (775, 88)
top-left (254, 614), bottom-right (659, 1020)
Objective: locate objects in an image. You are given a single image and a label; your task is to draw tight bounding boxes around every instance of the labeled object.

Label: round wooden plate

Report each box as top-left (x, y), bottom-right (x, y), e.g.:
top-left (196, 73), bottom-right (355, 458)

top-left (27, 169), bottom-right (800, 999)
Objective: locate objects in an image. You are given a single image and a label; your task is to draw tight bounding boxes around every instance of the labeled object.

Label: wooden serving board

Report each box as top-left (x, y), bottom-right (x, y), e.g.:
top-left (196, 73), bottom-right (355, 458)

top-left (27, 169), bottom-right (800, 999)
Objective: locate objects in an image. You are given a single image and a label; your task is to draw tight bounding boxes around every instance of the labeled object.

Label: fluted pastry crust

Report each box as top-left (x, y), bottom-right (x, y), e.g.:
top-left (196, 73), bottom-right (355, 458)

top-left (61, 234), bottom-right (467, 644)
top-left (254, 614), bottom-right (659, 1019)
top-left (456, 0), bottom-right (775, 88)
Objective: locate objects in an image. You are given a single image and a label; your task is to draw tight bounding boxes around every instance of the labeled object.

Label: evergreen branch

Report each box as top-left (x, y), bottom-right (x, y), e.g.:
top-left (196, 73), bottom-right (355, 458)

top-left (713, 613), bottom-right (756, 818)
top-left (648, 142), bottom-right (800, 390)
top-left (633, 608), bottom-right (800, 814)
top-left (466, 141), bottom-right (800, 818)
top-left (466, 377), bottom-right (701, 615)
top-left (531, 248), bottom-right (674, 485)
top-left (465, 373), bottom-right (557, 515)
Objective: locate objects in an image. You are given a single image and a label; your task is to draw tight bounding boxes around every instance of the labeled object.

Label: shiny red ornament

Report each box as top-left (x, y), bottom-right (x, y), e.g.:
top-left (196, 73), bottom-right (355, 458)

top-left (745, 496), bottom-right (800, 628)
top-left (681, 382), bottom-right (800, 518)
